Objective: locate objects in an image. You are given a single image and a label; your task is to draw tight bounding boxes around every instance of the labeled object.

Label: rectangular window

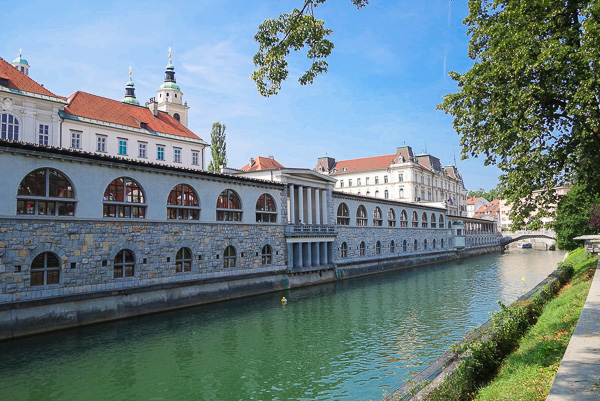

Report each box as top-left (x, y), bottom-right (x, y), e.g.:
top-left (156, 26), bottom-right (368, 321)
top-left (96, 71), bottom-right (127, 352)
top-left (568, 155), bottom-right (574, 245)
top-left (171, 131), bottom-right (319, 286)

top-left (340, 180), bottom-right (344, 188)
top-left (174, 148), bottom-right (181, 163)
top-left (118, 139), bottom-right (127, 155)
top-left (96, 135), bottom-right (106, 152)
top-left (398, 173), bottom-right (403, 182)
top-left (375, 176), bottom-right (379, 184)
top-left (192, 151), bottom-right (199, 165)
top-left (365, 177), bottom-right (369, 185)
top-left (349, 179), bottom-right (352, 186)
top-left (357, 178), bottom-right (361, 186)
top-left (138, 142), bottom-right (147, 158)
top-left (384, 175), bottom-right (388, 183)
top-left (38, 124), bottom-right (49, 146)
top-left (71, 132), bottom-right (81, 149)
top-left (157, 145), bottom-right (165, 161)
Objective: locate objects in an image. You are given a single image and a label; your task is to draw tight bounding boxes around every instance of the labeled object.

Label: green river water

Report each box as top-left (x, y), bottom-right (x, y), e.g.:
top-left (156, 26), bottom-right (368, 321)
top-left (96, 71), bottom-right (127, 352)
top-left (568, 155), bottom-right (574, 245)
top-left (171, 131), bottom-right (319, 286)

top-left (0, 248), bottom-right (564, 401)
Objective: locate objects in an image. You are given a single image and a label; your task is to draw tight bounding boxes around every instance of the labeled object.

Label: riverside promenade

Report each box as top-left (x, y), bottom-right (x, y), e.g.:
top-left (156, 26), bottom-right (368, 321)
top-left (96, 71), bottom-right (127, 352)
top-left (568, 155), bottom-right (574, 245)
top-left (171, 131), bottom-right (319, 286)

top-left (547, 258), bottom-right (600, 400)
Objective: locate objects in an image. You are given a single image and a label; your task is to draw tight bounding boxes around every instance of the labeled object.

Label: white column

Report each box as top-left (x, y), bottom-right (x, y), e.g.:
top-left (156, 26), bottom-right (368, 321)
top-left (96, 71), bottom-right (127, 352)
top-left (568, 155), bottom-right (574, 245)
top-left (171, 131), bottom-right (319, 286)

top-left (298, 186), bottom-right (304, 224)
top-left (314, 242), bottom-right (320, 266)
top-left (306, 187), bottom-right (312, 225)
top-left (321, 189), bottom-right (328, 225)
top-left (315, 189), bottom-right (321, 225)
top-left (306, 242), bottom-right (312, 267)
top-left (289, 184), bottom-right (295, 224)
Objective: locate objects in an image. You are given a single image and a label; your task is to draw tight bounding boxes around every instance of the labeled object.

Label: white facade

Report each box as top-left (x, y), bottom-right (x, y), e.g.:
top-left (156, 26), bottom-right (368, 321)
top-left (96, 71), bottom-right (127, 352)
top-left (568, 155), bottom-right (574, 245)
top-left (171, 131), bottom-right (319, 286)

top-left (316, 148), bottom-right (468, 217)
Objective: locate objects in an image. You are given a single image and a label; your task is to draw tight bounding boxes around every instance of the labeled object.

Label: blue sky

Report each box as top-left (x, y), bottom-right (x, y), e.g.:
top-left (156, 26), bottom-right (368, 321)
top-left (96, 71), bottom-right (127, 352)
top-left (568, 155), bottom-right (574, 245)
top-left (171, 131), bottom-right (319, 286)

top-left (2, 0), bottom-right (501, 190)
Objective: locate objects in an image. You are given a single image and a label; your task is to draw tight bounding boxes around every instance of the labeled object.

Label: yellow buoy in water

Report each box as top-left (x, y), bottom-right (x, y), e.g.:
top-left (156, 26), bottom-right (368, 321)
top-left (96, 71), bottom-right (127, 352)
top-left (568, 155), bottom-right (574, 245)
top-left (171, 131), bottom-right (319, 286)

top-left (281, 297), bottom-right (287, 305)
top-left (521, 276), bottom-right (526, 282)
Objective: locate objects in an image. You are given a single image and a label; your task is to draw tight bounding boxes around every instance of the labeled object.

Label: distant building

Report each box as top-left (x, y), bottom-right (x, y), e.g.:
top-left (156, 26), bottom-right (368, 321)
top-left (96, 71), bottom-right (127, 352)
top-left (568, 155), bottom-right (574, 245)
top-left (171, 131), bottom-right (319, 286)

top-left (498, 186), bottom-right (571, 230)
top-left (466, 197), bottom-right (490, 217)
top-left (240, 156), bottom-right (285, 171)
top-left (0, 51), bottom-right (208, 169)
top-left (473, 199), bottom-right (501, 230)
top-left (315, 146), bottom-right (468, 216)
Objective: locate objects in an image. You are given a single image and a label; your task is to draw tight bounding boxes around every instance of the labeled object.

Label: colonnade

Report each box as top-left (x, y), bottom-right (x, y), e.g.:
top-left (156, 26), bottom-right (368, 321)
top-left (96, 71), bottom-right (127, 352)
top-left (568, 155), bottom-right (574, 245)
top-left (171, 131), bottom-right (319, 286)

top-left (288, 184), bottom-right (329, 225)
top-left (286, 241), bottom-right (334, 269)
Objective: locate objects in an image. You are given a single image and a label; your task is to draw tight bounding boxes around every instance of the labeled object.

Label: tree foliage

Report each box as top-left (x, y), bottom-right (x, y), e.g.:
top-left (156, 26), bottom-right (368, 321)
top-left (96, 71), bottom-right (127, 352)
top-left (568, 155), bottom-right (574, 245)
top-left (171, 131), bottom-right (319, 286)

top-left (554, 184), bottom-right (600, 250)
top-left (207, 122), bottom-right (227, 173)
top-left (589, 205), bottom-right (600, 232)
top-left (252, 0), bottom-right (368, 97)
top-left (438, 0), bottom-right (600, 229)
top-left (468, 186), bottom-right (501, 201)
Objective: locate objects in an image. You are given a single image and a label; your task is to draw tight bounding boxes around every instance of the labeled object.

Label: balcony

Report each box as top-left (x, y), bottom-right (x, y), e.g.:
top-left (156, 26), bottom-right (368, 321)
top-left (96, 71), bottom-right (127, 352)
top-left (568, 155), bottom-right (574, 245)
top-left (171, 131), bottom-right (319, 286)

top-left (285, 224), bottom-right (338, 238)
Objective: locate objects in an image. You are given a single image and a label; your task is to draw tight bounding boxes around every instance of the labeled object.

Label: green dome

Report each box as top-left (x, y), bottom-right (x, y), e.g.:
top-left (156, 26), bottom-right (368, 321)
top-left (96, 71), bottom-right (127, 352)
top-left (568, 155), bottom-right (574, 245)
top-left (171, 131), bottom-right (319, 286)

top-left (122, 96), bottom-right (140, 106)
top-left (160, 81), bottom-right (181, 91)
top-left (13, 56), bottom-right (29, 66)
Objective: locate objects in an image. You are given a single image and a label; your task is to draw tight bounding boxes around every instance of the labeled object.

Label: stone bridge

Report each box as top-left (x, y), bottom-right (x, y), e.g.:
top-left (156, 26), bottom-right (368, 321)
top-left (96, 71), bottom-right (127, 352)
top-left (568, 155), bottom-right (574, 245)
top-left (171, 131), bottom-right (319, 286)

top-left (500, 231), bottom-right (556, 245)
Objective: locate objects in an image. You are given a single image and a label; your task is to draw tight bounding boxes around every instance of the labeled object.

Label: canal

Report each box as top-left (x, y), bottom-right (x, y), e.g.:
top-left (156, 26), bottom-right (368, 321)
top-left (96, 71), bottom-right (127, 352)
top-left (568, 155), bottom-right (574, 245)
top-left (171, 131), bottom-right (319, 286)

top-left (0, 249), bottom-right (564, 401)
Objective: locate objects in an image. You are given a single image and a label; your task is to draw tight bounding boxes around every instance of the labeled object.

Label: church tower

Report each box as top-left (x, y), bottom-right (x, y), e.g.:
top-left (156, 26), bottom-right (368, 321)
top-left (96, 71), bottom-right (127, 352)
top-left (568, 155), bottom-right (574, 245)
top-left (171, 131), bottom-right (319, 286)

top-left (157, 48), bottom-right (189, 126)
top-left (122, 67), bottom-right (140, 106)
top-left (12, 49), bottom-right (29, 76)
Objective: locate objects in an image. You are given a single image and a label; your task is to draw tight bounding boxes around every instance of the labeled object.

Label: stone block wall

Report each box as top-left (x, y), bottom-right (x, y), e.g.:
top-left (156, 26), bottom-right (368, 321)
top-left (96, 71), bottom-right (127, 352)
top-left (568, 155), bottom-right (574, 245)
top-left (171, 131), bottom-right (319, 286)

top-left (0, 218), bottom-right (286, 303)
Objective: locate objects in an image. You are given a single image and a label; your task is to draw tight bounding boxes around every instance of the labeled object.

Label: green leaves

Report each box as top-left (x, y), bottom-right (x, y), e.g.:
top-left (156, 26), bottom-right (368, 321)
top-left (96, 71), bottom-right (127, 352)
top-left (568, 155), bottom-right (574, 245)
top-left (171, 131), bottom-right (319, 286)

top-left (252, 0), bottom-right (368, 97)
top-left (207, 122), bottom-right (227, 173)
top-left (439, 0), bottom-right (600, 229)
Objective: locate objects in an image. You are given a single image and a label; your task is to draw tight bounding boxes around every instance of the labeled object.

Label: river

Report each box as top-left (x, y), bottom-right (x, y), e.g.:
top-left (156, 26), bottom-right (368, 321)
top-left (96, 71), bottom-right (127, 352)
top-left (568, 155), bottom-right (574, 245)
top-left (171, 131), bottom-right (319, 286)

top-left (0, 248), bottom-right (564, 401)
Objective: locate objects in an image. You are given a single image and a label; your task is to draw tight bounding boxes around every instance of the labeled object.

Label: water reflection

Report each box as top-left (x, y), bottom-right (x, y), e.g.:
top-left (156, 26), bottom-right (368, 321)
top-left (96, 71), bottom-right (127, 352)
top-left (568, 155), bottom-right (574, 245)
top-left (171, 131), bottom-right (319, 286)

top-left (0, 249), bottom-right (563, 401)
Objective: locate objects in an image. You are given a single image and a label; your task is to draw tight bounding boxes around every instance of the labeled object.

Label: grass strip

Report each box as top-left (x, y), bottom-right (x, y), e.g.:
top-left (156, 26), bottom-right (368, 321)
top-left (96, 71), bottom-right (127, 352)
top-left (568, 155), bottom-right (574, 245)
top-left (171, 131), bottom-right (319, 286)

top-left (474, 248), bottom-right (597, 400)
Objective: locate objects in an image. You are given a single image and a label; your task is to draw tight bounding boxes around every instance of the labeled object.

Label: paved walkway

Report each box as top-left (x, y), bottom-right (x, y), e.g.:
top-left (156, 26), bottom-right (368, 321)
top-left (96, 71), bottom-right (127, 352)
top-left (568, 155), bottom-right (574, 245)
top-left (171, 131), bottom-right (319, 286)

top-left (547, 259), bottom-right (600, 400)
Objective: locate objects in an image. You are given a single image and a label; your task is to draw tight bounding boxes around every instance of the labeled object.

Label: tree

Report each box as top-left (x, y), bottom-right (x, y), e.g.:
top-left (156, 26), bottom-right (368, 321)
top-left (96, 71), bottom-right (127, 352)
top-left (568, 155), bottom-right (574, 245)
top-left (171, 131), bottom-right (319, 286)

top-left (252, 0), bottom-right (368, 97)
top-left (589, 205), bottom-right (600, 232)
top-left (554, 184), bottom-right (600, 250)
top-left (438, 0), bottom-right (600, 229)
top-left (207, 122), bottom-right (227, 173)
top-left (467, 186), bottom-right (501, 201)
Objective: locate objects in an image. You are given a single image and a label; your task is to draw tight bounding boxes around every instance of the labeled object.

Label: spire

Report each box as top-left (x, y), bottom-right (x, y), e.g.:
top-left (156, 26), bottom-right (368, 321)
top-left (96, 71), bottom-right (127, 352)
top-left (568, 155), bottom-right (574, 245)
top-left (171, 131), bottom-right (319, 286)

top-left (12, 48), bottom-right (30, 76)
top-left (122, 66), bottom-right (140, 105)
top-left (160, 47), bottom-right (180, 91)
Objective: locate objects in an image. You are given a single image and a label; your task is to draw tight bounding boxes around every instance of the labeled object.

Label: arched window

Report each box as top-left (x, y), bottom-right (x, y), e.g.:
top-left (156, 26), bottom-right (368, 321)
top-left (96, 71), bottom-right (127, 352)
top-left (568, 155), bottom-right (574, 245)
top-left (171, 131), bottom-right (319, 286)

top-left (375, 190), bottom-right (380, 198)
top-left (376, 240), bottom-right (381, 255)
top-left (17, 168), bottom-right (75, 216)
top-left (421, 212), bottom-right (428, 228)
top-left (373, 207), bottom-right (383, 226)
top-left (30, 252), bottom-right (60, 286)
top-left (390, 240), bottom-right (395, 253)
top-left (399, 188), bottom-right (404, 198)
top-left (341, 242), bottom-right (348, 258)
top-left (439, 215), bottom-right (444, 228)
top-left (262, 244), bottom-right (272, 265)
top-left (388, 208), bottom-right (396, 227)
top-left (412, 211), bottom-right (419, 227)
top-left (173, 113), bottom-right (181, 122)
top-left (223, 246), bottom-right (236, 268)
top-left (431, 213), bottom-right (437, 228)
top-left (216, 189), bottom-right (242, 221)
top-left (1, 112), bottom-right (19, 140)
top-left (103, 177), bottom-right (146, 218)
top-left (359, 241), bottom-right (366, 256)
top-left (256, 193), bottom-right (277, 223)
top-left (114, 249), bottom-right (135, 278)
top-left (176, 247), bottom-right (192, 272)
top-left (403, 239), bottom-right (407, 252)
top-left (356, 205), bottom-right (367, 226)
top-left (414, 239), bottom-right (418, 251)
top-left (167, 184), bottom-right (200, 220)
top-left (384, 190), bottom-right (389, 199)
top-left (400, 210), bottom-right (408, 227)
top-left (424, 239), bottom-right (428, 250)
top-left (336, 203), bottom-right (349, 225)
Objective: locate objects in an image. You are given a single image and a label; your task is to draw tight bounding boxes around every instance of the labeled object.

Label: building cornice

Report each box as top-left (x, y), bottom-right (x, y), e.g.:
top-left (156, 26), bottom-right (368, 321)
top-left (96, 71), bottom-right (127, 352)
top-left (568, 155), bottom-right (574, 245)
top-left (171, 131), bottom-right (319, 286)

top-left (0, 85), bottom-right (67, 104)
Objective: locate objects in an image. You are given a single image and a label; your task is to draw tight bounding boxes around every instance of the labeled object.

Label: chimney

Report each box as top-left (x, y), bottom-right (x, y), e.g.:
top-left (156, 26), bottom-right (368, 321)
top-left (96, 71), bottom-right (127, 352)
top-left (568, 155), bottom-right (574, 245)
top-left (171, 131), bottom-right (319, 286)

top-left (147, 97), bottom-right (158, 117)
top-left (249, 158), bottom-right (255, 167)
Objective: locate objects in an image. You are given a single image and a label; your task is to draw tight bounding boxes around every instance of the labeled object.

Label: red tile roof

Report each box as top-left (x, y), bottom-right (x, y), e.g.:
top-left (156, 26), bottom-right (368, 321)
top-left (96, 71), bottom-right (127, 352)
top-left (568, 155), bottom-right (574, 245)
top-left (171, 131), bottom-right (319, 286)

top-left (0, 58), bottom-right (61, 99)
top-left (330, 154), bottom-right (396, 174)
top-left (64, 91), bottom-right (202, 140)
top-left (240, 156), bottom-right (285, 171)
